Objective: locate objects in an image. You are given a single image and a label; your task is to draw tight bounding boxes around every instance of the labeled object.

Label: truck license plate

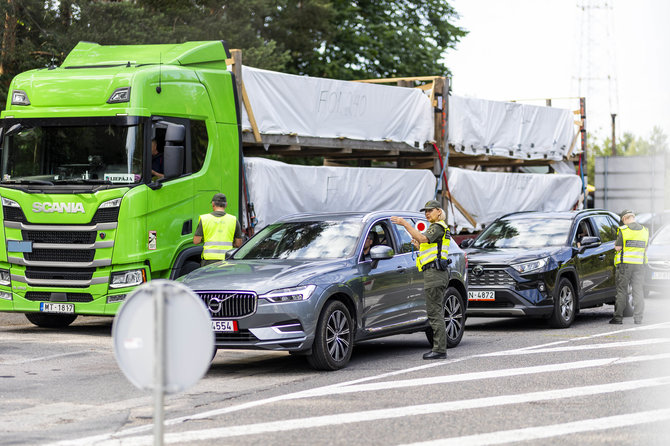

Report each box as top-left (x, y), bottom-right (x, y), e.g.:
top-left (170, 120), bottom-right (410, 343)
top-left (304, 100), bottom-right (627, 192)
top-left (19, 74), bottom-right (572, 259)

top-left (468, 290), bottom-right (495, 301)
top-left (40, 302), bottom-right (75, 313)
top-left (211, 320), bottom-right (238, 332)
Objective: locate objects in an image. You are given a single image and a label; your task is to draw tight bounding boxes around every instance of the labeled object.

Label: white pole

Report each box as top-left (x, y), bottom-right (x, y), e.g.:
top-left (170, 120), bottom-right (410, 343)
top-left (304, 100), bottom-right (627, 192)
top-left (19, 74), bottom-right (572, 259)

top-left (154, 283), bottom-right (165, 446)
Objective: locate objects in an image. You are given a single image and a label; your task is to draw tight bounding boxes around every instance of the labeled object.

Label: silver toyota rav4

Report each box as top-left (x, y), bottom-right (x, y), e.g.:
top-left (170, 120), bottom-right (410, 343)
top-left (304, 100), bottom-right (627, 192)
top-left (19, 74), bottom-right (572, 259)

top-left (179, 211), bottom-right (468, 370)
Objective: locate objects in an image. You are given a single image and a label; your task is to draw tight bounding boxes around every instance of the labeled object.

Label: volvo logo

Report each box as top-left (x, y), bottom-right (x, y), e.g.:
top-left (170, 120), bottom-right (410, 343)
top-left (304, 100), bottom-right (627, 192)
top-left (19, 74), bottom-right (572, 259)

top-left (472, 265), bottom-right (484, 276)
top-left (207, 296), bottom-right (223, 313)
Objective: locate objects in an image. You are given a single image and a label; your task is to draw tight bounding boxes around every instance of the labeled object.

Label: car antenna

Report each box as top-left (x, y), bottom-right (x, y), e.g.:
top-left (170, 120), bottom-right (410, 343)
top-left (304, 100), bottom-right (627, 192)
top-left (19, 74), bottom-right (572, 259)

top-left (156, 53), bottom-right (162, 94)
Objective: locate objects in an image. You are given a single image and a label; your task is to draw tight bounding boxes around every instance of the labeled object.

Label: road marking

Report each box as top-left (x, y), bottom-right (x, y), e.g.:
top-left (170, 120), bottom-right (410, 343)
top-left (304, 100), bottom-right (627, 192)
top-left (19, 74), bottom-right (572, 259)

top-left (1, 350), bottom-right (91, 365)
top-left (46, 323), bottom-right (670, 446)
top-left (399, 408), bottom-right (670, 446)
top-left (481, 338), bottom-right (670, 357)
top-left (293, 353), bottom-right (670, 398)
top-left (83, 376), bottom-right (670, 445)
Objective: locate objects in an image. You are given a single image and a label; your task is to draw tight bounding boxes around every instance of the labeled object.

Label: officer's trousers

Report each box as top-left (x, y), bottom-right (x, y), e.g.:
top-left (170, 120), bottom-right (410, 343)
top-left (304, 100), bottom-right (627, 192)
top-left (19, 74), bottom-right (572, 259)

top-left (614, 263), bottom-right (645, 322)
top-left (424, 268), bottom-right (449, 353)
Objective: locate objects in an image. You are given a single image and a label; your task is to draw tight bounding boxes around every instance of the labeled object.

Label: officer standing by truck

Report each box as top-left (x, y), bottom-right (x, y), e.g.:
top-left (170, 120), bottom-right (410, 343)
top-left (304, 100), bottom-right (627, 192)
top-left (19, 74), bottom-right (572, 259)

top-left (391, 200), bottom-right (451, 359)
top-left (193, 193), bottom-right (244, 266)
top-left (610, 209), bottom-right (649, 325)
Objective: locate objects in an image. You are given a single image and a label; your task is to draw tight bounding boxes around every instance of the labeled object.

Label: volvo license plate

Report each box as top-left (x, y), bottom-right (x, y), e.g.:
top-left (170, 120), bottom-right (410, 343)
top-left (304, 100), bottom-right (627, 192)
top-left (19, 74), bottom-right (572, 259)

top-left (211, 320), bottom-right (238, 332)
top-left (468, 290), bottom-right (495, 301)
top-left (40, 302), bottom-right (75, 314)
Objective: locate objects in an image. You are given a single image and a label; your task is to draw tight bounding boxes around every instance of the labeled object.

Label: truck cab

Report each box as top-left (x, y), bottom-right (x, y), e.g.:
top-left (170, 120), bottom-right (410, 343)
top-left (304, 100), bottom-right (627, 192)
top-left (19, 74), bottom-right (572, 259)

top-left (0, 41), bottom-right (240, 327)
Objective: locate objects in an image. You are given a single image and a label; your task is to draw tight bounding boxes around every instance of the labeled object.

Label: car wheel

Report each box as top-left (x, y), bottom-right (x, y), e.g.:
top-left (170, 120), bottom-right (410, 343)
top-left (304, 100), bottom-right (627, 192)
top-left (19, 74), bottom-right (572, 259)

top-left (425, 286), bottom-right (466, 348)
top-left (25, 313), bottom-right (77, 328)
top-left (549, 278), bottom-right (576, 328)
top-left (307, 300), bottom-right (353, 371)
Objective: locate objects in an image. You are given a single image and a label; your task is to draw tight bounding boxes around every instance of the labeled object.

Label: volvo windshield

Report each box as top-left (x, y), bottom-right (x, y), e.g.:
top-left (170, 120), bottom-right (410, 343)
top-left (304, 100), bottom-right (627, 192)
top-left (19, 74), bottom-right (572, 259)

top-left (473, 218), bottom-right (573, 249)
top-left (1, 118), bottom-right (143, 186)
top-left (235, 221), bottom-right (363, 260)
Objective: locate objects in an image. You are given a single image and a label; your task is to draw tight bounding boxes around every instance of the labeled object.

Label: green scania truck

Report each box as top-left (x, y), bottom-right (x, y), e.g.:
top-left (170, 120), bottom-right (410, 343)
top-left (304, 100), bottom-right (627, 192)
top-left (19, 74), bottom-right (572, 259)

top-left (0, 41), bottom-right (241, 327)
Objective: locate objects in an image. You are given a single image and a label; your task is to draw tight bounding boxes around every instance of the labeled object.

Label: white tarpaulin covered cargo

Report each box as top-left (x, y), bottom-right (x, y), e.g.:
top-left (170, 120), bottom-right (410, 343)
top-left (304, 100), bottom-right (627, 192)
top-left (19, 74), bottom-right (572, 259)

top-left (447, 95), bottom-right (577, 161)
top-left (242, 157), bottom-right (436, 230)
top-left (240, 66), bottom-right (434, 148)
top-left (446, 167), bottom-right (583, 231)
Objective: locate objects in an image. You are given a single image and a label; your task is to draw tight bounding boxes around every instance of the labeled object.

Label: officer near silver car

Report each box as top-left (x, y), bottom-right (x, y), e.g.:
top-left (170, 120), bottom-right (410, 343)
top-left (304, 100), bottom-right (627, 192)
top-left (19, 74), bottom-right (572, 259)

top-left (193, 193), bottom-right (244, 266)
top-left (610, 209), bottom-right (649, 325)
top-left (391, 200), bottom-right (451, 359)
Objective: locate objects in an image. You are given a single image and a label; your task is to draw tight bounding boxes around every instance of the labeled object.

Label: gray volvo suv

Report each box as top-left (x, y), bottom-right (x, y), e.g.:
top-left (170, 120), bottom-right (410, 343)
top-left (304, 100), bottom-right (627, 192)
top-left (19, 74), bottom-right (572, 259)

top-left (179, 211), bottom-right (468, 370)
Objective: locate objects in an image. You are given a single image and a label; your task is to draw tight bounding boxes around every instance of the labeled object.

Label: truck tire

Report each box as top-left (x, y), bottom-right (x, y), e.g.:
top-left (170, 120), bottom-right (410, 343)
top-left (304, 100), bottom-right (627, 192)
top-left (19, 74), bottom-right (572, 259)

top-left (307, 300), bottom-right (353, 371)
top-left (25, 313), bottom-right (77, 328)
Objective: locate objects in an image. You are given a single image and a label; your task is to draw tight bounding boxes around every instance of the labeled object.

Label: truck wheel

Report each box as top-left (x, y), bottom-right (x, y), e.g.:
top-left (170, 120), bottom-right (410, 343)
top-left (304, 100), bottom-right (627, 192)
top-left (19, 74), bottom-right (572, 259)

top-left (425, 286), bottom-right (466, 348)
top-left (25, 313), bottom-right (77, 328)
top-left (307, 300), bottom-right (353, 371)
top-left (549, 278), bottom-right (576, 328)
top-left (178, 260), bottom-right (200, 278)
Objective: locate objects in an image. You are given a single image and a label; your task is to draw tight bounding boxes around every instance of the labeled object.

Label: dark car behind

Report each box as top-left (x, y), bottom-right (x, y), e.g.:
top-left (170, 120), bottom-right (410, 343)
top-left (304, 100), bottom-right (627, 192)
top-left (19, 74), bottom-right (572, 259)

top-left (644, 224), bottom-right (670, 297)
top-left (180, 211), bottom-right (468, 370)
top-left (463, 209), bottom-right (622, 328)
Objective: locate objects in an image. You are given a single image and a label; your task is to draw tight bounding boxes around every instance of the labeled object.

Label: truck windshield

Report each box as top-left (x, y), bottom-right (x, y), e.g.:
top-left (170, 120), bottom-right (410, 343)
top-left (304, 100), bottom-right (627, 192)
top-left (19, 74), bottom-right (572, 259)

top-left (1, 120), bottom-right (143, 186)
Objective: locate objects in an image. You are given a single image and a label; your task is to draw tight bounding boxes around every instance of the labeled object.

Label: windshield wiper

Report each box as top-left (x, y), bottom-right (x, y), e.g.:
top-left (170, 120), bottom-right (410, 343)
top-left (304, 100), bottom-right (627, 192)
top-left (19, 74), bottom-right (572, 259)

top-left (53, 179), bottom-right (114, 185)
top-left (2, 179), bottom-right (54, 185)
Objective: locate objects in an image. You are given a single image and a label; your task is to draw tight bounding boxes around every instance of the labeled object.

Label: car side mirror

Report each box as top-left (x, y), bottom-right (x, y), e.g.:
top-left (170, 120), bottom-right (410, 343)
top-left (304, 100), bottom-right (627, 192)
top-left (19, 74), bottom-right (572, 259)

top-left (370, 245), bottom-right (394, 260)
top-left (460, 238), bottom-right (474, 249)
top-left (579, 236), bottom-right (601, 251)
top-left (224, 248), bottom-right (238, 260)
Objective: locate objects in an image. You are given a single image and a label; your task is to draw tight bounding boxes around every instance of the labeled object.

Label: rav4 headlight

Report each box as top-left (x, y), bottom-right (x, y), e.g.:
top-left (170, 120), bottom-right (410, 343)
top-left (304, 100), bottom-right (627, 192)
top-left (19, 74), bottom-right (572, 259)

top-left (512, 257), bottom-right (549, 274)
top-left (260, 285), bottom-right (316, 303)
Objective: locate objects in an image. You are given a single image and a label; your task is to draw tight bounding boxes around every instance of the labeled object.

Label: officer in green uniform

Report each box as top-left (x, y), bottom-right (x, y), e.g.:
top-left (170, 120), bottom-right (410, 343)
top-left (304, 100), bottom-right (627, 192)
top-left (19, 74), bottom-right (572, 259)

top-left (193, 193), bottom-right (244, 266)
top-left (610, 209), bottom-right (649, 325)
top-left (391, 200), bottom-right (450, 360)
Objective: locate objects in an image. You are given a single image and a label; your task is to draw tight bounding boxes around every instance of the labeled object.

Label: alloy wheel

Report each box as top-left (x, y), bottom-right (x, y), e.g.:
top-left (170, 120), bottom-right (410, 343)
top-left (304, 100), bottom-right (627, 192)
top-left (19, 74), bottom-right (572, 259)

top-left (559, 285), bottom-right (574, 321)
top-left (326, 309), bottom-right (350, 362)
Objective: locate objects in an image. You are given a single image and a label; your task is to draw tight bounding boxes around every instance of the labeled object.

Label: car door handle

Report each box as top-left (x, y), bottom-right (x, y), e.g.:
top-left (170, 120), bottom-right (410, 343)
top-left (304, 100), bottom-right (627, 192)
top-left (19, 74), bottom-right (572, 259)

top-left (598, 254), bottom-right (606, 260)
top-left (396, 267), bottom-right (407, 273)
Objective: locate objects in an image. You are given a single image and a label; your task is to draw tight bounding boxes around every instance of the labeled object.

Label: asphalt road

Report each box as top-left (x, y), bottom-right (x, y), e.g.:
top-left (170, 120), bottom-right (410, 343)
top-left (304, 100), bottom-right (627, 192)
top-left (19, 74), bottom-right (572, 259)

top-left (2, 292), bottom-right (670, 446)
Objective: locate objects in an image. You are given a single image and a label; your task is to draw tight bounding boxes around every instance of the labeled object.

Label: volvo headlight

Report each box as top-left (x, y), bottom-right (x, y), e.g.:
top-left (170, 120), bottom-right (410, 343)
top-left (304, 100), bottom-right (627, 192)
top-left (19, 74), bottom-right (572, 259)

top-left (110, 269), bottom-right (146, 288)
top-left (260, 285), bottom-right (316, 303)
top-left (512, 258), bottom-right (549, 274)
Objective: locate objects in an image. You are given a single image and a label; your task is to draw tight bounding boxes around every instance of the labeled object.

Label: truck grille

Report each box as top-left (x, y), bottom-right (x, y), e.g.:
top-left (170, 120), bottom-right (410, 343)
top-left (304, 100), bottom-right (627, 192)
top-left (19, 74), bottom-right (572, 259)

top-left (3, 206), bottom-right (26, 222)
top-left (25, 292), bottom-right (93, 303)
top-left (468, 267), bottom-right (516, 287)
top-left (25, 267), bottom-right (95, 281)
top-left (22, 230), bottom-right (96, 244)
top-left (91, 207), bottom-right (119, 223)
top-left (197, 292), bottom-right (257, 318)
top-left (25, 248), bottom-right (95, 263)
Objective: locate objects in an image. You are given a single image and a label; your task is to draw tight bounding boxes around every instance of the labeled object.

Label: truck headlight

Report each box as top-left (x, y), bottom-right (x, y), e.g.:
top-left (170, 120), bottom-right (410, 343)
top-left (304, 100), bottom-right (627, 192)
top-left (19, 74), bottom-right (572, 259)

top-left (0, 269), bottom-right (10, 286)
top-left (260, 285), bottom-right (316, 303)
top-left (99, 198), bottom-right (122, 209)
top-left (11, 90), bottom-right (30, 105)
top-left (512, 258), bottom-right (549, 274)
top-left (1, 197), bottom-right (20, 208)
top-left (107, 87), bottom-right (130, 104)
top-left (110, 269), bottom-right (146, 288)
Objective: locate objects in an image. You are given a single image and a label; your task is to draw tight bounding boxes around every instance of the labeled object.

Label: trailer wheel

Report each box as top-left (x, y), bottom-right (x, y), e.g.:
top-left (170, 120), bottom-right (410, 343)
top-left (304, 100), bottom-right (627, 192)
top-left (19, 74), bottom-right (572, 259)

top-left (25, 313), bottom-right (77, 328)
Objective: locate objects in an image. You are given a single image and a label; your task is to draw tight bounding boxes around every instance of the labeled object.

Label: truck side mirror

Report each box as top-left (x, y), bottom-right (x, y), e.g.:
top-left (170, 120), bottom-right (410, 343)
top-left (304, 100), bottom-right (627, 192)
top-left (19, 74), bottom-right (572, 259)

top-left (163, 145), bottom-right (184, 179)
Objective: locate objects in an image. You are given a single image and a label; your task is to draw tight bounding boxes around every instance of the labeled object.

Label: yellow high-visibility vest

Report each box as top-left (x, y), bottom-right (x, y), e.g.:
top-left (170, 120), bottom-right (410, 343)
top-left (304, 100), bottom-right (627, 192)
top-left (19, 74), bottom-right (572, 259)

top-left (200, 213), bottom-right (237, 260)
top-left (416, 220), bottom-right (451, 272)
top-left (614, 225), bottom-right (649, 265)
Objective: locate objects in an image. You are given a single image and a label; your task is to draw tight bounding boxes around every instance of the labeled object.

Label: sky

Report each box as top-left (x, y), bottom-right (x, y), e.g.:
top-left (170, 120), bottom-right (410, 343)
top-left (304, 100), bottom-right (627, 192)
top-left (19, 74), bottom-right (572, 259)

top-left (445, 0), bottom-right (670, 142)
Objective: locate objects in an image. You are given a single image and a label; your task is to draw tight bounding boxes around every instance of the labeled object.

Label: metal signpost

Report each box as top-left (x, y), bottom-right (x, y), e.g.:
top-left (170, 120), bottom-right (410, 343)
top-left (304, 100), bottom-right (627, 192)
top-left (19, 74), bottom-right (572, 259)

top-left (112, 280), bottom-right (214, 446)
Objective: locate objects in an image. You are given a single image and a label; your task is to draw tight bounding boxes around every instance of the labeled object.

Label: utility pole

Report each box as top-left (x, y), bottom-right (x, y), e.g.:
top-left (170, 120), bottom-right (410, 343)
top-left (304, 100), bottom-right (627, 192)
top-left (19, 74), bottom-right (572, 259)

top-left (612, 113), bottom-right (616, 156)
